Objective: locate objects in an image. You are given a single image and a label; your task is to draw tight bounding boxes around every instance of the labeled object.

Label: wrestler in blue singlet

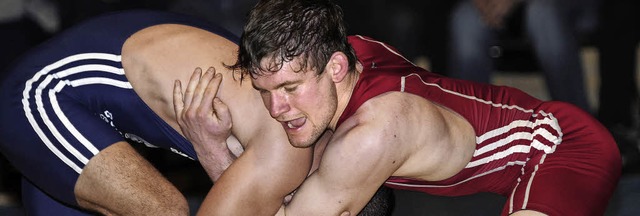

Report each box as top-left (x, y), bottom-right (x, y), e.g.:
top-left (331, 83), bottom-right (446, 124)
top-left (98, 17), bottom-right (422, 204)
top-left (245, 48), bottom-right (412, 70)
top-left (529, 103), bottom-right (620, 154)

top-left (0, 10), bottom-right (237, 214)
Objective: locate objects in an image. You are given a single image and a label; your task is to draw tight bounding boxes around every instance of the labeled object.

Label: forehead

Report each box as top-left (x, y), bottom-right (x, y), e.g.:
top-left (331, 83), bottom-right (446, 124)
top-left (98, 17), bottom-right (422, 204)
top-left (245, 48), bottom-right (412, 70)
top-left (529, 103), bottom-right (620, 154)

top-left (252, 57), bottom-right (314, 88)
top-left (257, 55), bottom-right (307, 74)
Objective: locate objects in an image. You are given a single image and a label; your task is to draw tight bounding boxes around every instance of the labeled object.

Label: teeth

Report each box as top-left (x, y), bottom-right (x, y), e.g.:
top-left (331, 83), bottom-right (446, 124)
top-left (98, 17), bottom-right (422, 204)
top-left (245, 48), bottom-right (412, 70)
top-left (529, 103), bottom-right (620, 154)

top-left (287, 122), bottom-right (294, 128)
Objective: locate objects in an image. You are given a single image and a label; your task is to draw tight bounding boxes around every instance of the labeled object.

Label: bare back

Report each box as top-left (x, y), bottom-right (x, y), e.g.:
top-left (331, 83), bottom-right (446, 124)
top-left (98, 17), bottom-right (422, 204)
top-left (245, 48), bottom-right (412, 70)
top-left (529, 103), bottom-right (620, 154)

top-left (121, 24), bottom-right (267, 146)
top-left (121, 23), bottom-right (312, 215)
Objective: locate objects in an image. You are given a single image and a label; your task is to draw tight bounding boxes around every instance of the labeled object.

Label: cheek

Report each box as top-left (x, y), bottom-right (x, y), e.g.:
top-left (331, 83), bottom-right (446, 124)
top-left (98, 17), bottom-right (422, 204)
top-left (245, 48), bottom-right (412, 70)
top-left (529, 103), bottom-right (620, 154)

top-left (305, 87), bottom-right (335, 115)
top-left (298, 86), bottom-right (325, 106)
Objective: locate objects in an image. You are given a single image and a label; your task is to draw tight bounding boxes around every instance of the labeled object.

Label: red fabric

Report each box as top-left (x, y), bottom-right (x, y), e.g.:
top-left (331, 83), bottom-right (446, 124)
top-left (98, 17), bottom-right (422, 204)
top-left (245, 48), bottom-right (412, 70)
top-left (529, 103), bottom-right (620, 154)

top-left (340, 35), bottom-right (621, 215)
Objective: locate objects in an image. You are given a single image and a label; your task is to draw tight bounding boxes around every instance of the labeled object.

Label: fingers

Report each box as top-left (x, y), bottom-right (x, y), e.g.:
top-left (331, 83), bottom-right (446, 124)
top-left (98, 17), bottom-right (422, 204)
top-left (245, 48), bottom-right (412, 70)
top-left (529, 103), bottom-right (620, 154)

top-left (183, 67), bottom-right (203, 108)
top-left (173, 80), bottom-right (184, 123)
top-left (178, 67), bottom-right (225, 123)
top-left (191, 68), bottom-right (216, 109)
top-left (200, 68), bottom-right (222, 115)
top-left (213, 98), bottom-right (231, 125)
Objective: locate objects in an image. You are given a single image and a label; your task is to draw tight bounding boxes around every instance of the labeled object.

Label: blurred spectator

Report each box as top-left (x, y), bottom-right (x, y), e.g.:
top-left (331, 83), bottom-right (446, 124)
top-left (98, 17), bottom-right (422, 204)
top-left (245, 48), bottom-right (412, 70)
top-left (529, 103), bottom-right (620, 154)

top-left (448, 0), bottom-right (599, 113)
top-left (0, 0), bottom-right (59, 72)
top-left (597, 0), bottom-right (640, 173)
top-left (337, 0), bottom-right (455, 74)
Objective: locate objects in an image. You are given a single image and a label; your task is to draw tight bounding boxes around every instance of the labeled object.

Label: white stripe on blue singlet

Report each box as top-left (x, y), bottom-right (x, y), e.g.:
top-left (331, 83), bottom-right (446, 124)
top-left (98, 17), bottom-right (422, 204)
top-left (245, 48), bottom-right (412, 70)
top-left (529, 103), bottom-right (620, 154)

top-left (22, 53), bottom-right (127, 174)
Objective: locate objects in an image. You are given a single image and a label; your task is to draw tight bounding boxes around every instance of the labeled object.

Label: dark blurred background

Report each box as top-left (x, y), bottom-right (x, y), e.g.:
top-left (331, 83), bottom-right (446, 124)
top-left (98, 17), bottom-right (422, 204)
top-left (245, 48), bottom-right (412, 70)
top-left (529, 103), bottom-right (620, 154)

top-left (1, 0), bottom-right (638, 215)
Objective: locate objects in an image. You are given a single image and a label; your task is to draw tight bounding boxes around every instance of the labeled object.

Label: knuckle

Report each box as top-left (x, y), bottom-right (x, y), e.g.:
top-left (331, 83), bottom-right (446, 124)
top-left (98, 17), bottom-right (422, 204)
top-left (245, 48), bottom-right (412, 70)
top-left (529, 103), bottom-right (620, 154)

top-left (184, 110), bottom-right (197, 119)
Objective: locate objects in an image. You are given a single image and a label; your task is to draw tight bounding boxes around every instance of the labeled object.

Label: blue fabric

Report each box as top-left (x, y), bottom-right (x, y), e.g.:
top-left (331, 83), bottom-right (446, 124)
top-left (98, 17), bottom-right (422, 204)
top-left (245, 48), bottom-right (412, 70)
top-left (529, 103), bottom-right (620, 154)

top-left (0, 9), bottom-right (237, 213)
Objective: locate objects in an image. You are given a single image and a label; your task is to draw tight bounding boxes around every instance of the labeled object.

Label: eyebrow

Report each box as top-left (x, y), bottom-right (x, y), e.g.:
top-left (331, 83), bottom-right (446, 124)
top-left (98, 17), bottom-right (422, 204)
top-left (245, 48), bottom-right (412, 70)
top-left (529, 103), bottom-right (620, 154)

top-left (252, 80), bottom-right (301, 91)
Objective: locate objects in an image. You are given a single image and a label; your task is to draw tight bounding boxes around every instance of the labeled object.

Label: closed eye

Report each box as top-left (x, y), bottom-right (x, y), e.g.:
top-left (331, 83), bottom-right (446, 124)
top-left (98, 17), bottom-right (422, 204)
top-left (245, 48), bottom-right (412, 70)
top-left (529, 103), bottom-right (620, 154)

top-left (284, 86), bottom-right (297, 93)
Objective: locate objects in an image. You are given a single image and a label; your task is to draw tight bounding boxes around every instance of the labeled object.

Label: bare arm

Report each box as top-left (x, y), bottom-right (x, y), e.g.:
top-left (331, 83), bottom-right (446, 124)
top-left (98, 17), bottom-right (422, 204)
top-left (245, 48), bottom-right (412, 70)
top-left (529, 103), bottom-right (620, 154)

top-left (281, 92), bottom-right (468, 215)
top-left (173, 67), bottom-right (313, 215)
top-left (282, 103), bottom-right (406, 215)
top-left (75, 141), bottom-right (188, 215)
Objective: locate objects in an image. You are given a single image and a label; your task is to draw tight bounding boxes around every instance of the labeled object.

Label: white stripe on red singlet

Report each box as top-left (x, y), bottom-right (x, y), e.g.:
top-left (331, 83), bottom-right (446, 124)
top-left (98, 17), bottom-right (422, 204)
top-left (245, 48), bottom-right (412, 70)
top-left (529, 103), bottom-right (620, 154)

top-left (368, 37), bottom-right (562, 211)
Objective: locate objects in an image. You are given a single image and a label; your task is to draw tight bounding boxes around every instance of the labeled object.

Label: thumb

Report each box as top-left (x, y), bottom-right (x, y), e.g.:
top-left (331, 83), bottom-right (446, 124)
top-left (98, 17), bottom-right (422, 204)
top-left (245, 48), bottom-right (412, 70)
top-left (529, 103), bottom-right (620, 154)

top-left (213, 97), bottom-right (232, 124)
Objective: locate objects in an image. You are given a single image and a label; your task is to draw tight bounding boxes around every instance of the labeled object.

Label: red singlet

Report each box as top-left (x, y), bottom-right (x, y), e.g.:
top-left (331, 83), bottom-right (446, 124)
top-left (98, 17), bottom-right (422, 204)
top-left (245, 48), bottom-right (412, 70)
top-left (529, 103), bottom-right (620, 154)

top-left (338, 35), bottom-right (621, 216)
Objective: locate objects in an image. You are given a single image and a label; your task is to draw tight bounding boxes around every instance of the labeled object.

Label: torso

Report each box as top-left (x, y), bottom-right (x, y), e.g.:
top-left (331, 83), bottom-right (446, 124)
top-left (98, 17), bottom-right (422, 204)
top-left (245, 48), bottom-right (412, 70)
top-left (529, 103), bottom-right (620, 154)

top-left (342, 35), bottom-right (560, 196)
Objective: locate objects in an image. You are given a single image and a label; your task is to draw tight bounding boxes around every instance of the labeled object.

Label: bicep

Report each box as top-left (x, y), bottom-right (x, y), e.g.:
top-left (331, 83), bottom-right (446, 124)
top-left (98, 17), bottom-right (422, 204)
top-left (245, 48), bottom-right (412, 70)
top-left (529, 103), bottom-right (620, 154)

top-left (197, 108), bottom-right (312, 215)
top-left (287, 120), bottom-right (401, 215)
top-left (203, 75), bottom-right (312, 214)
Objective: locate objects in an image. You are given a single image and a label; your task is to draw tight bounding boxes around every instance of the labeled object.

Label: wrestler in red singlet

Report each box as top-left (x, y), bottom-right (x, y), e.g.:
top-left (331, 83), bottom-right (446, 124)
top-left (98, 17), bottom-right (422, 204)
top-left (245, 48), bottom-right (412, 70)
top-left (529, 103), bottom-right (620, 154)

top-left (338, 35), bottom-right (621, 215)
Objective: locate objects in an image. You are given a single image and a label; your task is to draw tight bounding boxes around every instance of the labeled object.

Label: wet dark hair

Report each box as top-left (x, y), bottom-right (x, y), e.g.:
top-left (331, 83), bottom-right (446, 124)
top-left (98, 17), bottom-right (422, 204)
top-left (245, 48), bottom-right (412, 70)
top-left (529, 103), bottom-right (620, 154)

top-left (227, 0), bottom-right (357, 79)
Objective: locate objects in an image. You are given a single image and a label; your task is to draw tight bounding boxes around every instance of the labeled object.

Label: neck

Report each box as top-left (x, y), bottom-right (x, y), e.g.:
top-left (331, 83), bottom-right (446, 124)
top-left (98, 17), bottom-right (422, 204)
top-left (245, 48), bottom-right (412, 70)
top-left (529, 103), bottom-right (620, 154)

top-left (328, 63), bottom-right (362, 130)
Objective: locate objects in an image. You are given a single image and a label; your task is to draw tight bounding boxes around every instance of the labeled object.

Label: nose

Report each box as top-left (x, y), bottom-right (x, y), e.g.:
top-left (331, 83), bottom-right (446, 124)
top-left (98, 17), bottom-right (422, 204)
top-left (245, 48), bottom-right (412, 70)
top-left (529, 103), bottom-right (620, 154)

top-left (268, 92), bottom-right (290, 118)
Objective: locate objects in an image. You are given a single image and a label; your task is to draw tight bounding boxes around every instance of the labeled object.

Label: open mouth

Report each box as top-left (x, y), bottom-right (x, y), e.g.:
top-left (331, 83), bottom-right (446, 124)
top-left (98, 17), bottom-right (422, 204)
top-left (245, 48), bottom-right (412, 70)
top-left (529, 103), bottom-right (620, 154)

top-left (285, 117), bottom-right (306, 129)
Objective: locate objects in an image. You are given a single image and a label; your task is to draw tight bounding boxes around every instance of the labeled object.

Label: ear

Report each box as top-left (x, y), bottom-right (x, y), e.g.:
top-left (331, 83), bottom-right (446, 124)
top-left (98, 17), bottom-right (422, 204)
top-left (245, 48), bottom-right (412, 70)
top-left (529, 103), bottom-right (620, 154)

top-left (326, 52), bottom-right (350, 83)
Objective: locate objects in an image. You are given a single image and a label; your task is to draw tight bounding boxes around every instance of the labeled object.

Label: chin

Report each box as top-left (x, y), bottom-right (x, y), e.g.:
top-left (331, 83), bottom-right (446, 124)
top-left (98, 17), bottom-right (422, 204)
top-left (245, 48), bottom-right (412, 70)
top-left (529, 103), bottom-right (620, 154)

top-left (288, 137), bottom-right (315, 148)
top-left (293, 144), bottom-right (313, 148)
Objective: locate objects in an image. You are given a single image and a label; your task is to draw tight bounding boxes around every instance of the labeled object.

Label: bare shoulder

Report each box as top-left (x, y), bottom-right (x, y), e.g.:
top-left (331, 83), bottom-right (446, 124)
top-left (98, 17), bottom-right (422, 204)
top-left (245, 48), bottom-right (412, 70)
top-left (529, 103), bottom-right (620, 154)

top-left (120, 24), bottom-right (267, 145)
top-left (341, 91), bottom-right (446, 153)
top-left (346, 91), bottom-right (476, 180)
top-left (122, 24), bottom-right (238, 92)
top-left (351, 91), bottom-right (444, 133)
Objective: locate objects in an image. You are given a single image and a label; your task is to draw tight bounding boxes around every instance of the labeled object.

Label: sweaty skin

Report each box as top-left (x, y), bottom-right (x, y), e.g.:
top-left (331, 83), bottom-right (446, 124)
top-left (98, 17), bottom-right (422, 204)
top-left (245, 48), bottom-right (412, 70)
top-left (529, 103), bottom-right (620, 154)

top-left (260, 50), bottom-right (580, 216)
top-left (74, 24), bottom-right (311, 215)
top-left (251, 53), bottom-right (476, 215)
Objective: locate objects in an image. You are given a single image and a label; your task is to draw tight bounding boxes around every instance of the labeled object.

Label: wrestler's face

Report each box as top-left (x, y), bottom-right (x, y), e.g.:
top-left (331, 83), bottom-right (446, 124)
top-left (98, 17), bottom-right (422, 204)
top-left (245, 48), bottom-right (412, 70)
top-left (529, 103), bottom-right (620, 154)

top-left (252, 58), bottom-right (338, 148)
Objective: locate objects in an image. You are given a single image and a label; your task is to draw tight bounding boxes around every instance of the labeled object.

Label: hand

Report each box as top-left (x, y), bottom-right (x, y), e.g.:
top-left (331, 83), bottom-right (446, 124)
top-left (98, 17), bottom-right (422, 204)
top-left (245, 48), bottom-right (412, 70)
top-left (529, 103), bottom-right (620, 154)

top-left (173, 67), bottom-right (234, 180)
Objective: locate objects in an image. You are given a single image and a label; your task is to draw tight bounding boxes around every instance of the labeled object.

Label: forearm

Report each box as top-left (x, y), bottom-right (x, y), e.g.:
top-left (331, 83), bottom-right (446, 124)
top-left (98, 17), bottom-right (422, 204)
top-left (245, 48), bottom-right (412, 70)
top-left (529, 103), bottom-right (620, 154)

top-left (197, 145), bottom-right (236, 181)
top-left (197, 136), bottom-right (312, 215)
top-left (195, 134), bottom-right (244, 182)
top-left (282, 118), bottom-right (402, 215)
top-left (197, 154), bottom-right (301, 215)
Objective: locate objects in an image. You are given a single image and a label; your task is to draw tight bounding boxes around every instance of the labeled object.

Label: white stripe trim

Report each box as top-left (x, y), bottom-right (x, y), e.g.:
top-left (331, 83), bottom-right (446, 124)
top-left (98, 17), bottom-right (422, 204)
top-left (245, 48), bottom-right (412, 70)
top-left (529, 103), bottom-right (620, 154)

top-left (355, 35), bottom-right (418, 67)
top-left (23, 53), bottom-right (121, 100)
top-left (50, 81), bottom-right (100, 155)
top-left (398, 73), bottom-right (563, 147)
top-left (53, 64), bottom-right (125, 78)
top-left (43, 88), bottom-right (91, 164)
top-left (477, 120), bottom-right (535, 143)
top-left (477, 118), bottom-right (559, 144)
top-left (385, 160), bottom-right (527, 188)
top-left (33, 76), bottom-right (91, 166)
top-left (522, 154), bottom-right (546, 209)
top-left (474, 129), bottom-right (556, 157)
top-left (509, 177), bottom-right (521, 213)
top-left (69, 77), bottom-right (132, 89)
top-left (509, 160), bottom-right (528, 214)
top-left (402, 73), bottom-right (537, 114)
top-left (466, 145), bottom-right (531, 168)
top-left (21, 98), bottom-right (83, 173)
top-left (22, 53), bottom-right (123, 173)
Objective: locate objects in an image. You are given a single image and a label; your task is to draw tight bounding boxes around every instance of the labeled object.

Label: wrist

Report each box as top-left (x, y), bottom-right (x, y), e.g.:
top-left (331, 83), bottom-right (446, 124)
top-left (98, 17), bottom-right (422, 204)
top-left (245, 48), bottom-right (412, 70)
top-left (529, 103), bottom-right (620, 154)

top-left (196, 141), bottom-right (236, 181)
